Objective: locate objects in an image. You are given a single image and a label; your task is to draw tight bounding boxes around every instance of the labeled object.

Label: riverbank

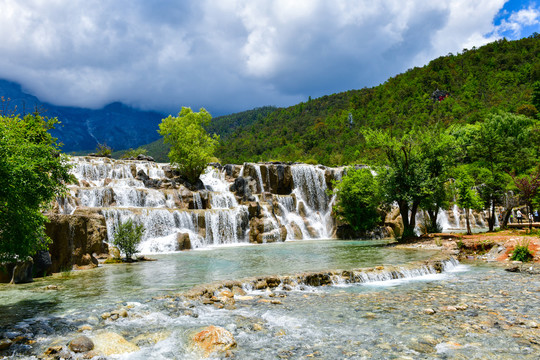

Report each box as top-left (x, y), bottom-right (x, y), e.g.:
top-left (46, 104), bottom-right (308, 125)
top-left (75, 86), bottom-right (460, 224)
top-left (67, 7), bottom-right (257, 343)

top-left (394, 229), bottom-right (540, 264)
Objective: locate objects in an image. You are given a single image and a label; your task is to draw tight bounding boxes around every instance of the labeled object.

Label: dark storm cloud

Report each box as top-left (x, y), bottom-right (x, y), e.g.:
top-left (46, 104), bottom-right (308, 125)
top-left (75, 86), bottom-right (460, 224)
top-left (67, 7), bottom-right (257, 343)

top-left (0, 0), bottom-right (537, 116)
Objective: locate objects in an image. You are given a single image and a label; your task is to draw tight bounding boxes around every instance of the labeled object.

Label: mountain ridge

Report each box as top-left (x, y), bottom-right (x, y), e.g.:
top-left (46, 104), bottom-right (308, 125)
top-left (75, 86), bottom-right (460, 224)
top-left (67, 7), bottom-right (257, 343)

top-left (0, 79), bottom-right (164, 152)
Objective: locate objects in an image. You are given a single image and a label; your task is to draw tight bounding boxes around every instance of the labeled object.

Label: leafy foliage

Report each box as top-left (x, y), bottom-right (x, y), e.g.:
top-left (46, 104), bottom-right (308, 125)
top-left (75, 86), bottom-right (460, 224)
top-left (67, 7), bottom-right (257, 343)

top-left (120, 147), bottom-right (148, 159)
top-left (95, 143), bottom-right (112, 157)
top-left (510, 240), bottom-right (533, 262)
top-left (333, 168), bottom-right (381, 232)
top-left (0, 113), bottom-right (71, 262)
top-left (213, 35), bottom-right (540, 165)
top-left (158, 107), bottom-right (219, 184)
top-left (454, 167), bottom-right (484, 235)
top-left (364, 126), bottom-right (455, 239)
top-left (112, 219), bottom-right (145, 261)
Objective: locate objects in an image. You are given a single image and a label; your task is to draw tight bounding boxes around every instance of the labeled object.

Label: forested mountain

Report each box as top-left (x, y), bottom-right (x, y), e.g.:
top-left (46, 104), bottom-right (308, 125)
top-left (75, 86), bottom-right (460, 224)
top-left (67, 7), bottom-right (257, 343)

top-left (213, 34), bottom-right (540, 166)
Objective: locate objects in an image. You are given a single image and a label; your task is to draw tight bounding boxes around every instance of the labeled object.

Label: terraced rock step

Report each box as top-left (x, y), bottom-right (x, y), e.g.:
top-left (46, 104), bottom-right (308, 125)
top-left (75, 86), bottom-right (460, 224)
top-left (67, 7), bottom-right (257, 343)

top-left (179, 255), bottom-right (458, 301)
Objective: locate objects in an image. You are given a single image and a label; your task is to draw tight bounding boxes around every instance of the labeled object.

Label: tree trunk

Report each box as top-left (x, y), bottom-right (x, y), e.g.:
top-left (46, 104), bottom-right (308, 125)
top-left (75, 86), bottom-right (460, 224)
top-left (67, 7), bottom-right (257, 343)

top-left (501, 209), bottom-right (512, 228)
top-left (427, 208), bottom-right (438, 232)
top-left (398, 201), bottom-right (415, 240)
top-left (488, 202), bottom-right (496, 232)
top-left (465, 208), bottom-right (472, 235)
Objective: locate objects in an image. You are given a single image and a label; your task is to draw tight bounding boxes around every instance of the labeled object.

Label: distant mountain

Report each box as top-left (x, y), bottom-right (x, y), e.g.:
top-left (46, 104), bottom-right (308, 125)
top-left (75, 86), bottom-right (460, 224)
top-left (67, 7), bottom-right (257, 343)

top-left (113, 106), bottom-right (278, 162)
top-left (0, 80), bottom-right (164, 152)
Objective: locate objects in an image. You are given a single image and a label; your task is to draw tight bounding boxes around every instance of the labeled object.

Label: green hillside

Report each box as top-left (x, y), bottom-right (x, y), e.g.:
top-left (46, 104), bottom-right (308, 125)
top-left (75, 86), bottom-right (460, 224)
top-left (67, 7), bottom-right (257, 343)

top-left (215, 34), bottom-right (540, 166)
top-left (126, 35), bottom-right (540, 166)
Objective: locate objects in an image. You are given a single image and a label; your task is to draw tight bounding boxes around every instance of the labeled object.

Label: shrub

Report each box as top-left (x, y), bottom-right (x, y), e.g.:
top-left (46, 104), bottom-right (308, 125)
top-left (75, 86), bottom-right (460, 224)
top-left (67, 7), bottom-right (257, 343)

top-left (510, 240), bottom-right (533, 262)
top-left (95, 143), bottom-right (112, 157)
top-left (121, 147), bottom-right (147, 159)
top-left (333, 167), bottom-right (381, 233)
top-left (113, 219), bottom-right (145, 261)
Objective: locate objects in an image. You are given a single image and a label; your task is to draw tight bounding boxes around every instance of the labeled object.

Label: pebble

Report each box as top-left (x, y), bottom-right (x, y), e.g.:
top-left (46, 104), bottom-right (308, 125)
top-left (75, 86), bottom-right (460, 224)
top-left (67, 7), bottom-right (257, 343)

top-left (423, 308), bottom-right (436, 315)
top-left (0, 339), bottom-right (12, 350)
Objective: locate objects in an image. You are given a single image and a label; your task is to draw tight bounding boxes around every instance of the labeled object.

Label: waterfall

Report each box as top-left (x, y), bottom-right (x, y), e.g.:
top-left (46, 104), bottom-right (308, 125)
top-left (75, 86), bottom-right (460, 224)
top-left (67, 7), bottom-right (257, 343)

top-left (55, 157), bottom-right (342, 254)
top-left (193, 192), bottom-right (203, 209)
top-left (452, 204), bottom-right (461, 228)
top-left (205, 207), bottom-right (249, 245)
top-left (290, 165), bottom-right (333, 239)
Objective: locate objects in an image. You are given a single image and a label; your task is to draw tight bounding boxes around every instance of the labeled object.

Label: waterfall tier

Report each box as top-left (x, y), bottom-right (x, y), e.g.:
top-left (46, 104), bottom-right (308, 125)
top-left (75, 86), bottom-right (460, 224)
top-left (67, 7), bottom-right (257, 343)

top-left (52, 157), bottom-right (344, 254)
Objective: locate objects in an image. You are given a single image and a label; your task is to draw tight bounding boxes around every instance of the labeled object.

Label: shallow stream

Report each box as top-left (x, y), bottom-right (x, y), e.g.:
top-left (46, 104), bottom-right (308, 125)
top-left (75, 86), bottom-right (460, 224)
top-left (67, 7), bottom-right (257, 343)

top-left (1, 240), bottom-right (539, 359)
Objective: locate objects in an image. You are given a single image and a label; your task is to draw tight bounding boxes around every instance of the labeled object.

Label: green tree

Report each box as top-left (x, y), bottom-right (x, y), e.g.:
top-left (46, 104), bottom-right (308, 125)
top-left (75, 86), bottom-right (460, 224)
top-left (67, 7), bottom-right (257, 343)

top-left (112, 219), bottom-right (144, 261)
top-left (0, 113), bottom-right (71, 263)
top-left (454, 168), bottom-right (484, 235)
top-left (333, 167), bottom-right (381, 232)
top-left (158, 107), bottom-right (219, 184)
top-left (364, 126), bottom-right (454, 239)
top-left (511, 166), bottom-right (540, 230)
top-left (464, 112), bottom-right (538, 230)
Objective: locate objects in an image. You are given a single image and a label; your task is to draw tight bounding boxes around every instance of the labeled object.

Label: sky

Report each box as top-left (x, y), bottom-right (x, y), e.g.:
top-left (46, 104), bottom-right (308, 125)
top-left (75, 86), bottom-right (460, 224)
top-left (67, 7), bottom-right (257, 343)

top-left (0, 0), bottom-right (539, 116)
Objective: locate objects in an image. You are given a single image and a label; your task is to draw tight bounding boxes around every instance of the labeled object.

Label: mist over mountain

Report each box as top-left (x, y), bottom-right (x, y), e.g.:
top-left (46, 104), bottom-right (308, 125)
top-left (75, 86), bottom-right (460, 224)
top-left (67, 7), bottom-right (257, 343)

top-left (0, 79), bottom-right (164, 152)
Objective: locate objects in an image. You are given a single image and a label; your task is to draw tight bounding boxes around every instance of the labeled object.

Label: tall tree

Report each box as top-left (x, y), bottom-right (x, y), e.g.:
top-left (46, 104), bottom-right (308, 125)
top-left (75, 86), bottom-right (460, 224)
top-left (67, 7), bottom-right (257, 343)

top-left (364, 126), bottom-right (454, 239)
top-left (464, 112), bottom-right (539, 231)
top-left (454, 167), bottom-right (484, 235)
top-left (0, 113), bottom-right (71, 263)
top-left (158, 107), bottom-right (219, 185)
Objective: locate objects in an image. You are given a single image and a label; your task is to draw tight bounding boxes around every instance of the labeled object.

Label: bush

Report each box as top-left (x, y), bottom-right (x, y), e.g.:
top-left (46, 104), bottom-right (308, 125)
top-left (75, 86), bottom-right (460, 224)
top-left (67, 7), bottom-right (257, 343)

top-left (95, 143), bottom-right (112, 157)
top-left (510, 240), bottom-right (533, 262)
top-left (121, 147), bottom-right (147, 159)
top-left (333, 167), bottom-right (381, 232)
top-left (113, 219), bottom-right (145, 261)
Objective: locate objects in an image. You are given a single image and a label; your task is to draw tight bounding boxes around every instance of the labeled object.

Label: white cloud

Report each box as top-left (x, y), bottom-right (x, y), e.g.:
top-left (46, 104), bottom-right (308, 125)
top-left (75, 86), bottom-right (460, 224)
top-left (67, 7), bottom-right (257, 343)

top-left (0, 0), bottom-right (534, 115)
top-left (492, 6), bottom-right (540, 37)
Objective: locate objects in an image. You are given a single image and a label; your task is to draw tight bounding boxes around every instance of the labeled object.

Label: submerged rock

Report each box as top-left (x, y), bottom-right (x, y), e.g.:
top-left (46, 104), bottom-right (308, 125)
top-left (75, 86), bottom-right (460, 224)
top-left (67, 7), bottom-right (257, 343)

top-left (68, 335), bottom-right (94, 352)
top-left (191, 325), bottom-right (236, 357)
top-left (91, 332), bottom-right (139, 356)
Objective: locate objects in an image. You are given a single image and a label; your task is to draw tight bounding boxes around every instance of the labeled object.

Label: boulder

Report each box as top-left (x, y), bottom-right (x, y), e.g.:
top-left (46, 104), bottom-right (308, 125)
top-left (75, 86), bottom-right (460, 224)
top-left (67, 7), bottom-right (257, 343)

top-left (191, 325), bottom-right (236, 358)
top-left (33, 250), bottom-right (52, 277)
top-left (176, 233), bottom-right (192, 251)
top-left (68, 335), bottom-right (94, 353)
top-left (136, 154), bottom-right (155, 162)
top-left (230, 176), bottom-right (257, 201)
top-left (267, 164), bottom-right (293, 195)
top-left (91, 332), bottom-right (139, 356)
top-left (247, 202), bottom-right (261, 218)
top-left (6, 259), bottom-right (34, 284)
top-left (223, 164), bottom-right (242, 178)
top-left (290, 223), bottom-right (304, 240)
top-left (45, 213), bottom-right (108, 273)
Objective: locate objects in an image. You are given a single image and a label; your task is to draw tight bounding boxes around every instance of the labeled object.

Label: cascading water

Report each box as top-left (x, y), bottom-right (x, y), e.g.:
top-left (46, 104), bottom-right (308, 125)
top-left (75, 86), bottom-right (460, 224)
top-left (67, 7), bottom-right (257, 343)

top-left (56, 157), bottom-right (342, 254)
top-left (289, 165), bottom-right (334, 239)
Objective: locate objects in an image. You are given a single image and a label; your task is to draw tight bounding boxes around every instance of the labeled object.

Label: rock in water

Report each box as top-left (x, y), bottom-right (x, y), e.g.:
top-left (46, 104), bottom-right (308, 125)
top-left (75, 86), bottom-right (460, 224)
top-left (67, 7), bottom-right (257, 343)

top-left (191, 325), bottom-right (236, 357)
top-left (91, 332), bottom-right (139, 355)
top-left (68, 335), bottom-right (94, 352)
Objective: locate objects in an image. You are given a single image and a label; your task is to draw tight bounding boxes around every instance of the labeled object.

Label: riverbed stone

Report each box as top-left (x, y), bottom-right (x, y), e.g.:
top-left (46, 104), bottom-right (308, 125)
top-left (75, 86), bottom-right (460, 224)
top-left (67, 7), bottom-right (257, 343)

top-left (176, 233), bottom-right (192, 251)
top-left (0, 339), bottom-right (12, 350)
top-left (68, 335), bottom-right (94, 352)
top-left (191, 325), bottom-right (236, 357)
top-left (91, 332), bottom-right (139, 356)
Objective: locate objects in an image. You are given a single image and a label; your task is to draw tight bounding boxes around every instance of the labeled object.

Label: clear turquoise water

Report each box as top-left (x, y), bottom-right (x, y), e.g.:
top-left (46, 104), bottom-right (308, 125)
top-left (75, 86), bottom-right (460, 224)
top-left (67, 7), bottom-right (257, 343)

top-left (0, 240), bottom-right (434, 327)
